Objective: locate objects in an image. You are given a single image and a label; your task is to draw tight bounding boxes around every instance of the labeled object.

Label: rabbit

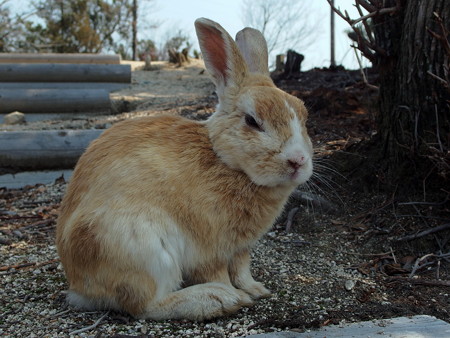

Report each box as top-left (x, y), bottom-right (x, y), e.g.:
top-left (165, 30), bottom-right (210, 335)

top-left (56, 17), bottom-right (313, 321)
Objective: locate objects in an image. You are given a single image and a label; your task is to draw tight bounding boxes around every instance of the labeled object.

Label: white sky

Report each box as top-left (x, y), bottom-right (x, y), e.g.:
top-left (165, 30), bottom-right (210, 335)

top-left (9, 0), bottom-right (367, 70)
top-left (151, 0), bottom-right (367, 70)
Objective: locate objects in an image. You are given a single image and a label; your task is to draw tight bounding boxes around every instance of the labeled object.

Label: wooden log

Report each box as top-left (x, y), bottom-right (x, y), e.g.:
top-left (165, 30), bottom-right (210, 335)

top-left (284, 50), bottom-right (304, 78)
top-left (0, 89), bottom-right (111, 113)
top-left (0, 82), bottom-right (129, 92)
top-left (0, 53), bottom-right (121, 64)
top-left (0, 63), bottom-right (131, 83)
top-left (0, 130), bottom-right (103, 171)
top-left (276, 54), bottom-right (285, 72)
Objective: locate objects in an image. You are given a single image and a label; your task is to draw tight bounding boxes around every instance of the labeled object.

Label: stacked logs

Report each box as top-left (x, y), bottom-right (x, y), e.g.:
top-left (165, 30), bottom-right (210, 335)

top-left (0, 53), bottom-right (131, 113)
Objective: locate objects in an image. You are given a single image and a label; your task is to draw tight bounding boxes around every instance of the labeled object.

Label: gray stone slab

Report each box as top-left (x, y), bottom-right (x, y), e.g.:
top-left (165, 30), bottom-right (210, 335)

top-left (249, 315), bottom-right (450, 338)
top-left (0, 170), bottom-right (73, 189)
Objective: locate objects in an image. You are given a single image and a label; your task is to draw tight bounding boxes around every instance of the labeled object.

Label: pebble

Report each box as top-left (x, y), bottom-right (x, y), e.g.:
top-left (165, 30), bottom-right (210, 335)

top-left (345, 279), bottom-right (356, 290)
top-left (4, 111), bottom-right (26, 125)
top-left (0, 236), bottom-right (12, 245)
top-left (266, 231), bottom-right (276, 238)
top-left (12, 230), bottom-right (24, 239)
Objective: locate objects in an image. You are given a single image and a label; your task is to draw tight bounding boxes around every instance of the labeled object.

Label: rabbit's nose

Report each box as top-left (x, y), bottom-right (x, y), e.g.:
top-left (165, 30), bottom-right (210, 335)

top-left (287, 156), bottom-right (305, 170)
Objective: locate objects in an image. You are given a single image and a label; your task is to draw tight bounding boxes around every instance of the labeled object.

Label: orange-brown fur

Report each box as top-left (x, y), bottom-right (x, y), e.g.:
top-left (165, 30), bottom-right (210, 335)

top-left (56, 18), bottom-right (312, 320)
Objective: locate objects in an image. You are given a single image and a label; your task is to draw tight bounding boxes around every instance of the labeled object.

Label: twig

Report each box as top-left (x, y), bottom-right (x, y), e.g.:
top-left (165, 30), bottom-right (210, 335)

top-left (0, 215), bottom-right (41, 221)
top-left (51, 309), bottom-right (71, 317)
top-left (396, 223), bottom-right (450, 242)
top-left (386, 276), bottom-right (450, 287)
top-left (0, 262), bottom-right (35, 271)
top-left (409, 253), bottom-right (435, 278)
top-left (390, 247), bottom-right (397, 264)
top-left (335, 250), bottom-right (392, 256)
top-left (0, 258), bottom-right (59, 272)
top-left (434, 104), bottom-right (444, 153)
top-left (69, 311), bottom-right (110, 335)
top-left (19, 219), bottom-right (55, 230)
top-left (398, 196), bottom-right (449, 206)
top-left (395, 215), bottom-right (449, 221)
top-left (285, 207), bottom-right (299, 233)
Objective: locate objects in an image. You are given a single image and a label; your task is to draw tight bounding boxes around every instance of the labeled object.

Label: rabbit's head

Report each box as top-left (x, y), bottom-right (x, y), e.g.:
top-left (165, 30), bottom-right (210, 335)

top-left (195, 18), bottom-right (313, 187)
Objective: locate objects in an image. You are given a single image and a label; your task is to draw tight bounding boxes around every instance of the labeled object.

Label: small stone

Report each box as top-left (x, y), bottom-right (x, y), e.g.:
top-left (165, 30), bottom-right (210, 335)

top-left (4, 111), bottom-right (26, 125)
top-left (0, 236), bottom-right (12, 245)
top-left (266, 232), bottom-right (276, 238)
top-left (12, 230), bottom-right (25, 239)
top-left (345, 279), bottom-right (356, 291)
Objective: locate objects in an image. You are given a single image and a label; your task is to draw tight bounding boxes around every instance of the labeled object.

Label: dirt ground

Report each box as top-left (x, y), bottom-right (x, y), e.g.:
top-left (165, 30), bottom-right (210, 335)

top-left (0, 60), bottom-right (449, 336)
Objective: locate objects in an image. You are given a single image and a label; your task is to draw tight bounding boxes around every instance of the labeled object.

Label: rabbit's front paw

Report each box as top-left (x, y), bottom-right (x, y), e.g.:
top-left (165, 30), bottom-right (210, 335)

top-left (236, 289), bottom-right (256, 307)
top-left (241, 281), bottom-right (271, 299)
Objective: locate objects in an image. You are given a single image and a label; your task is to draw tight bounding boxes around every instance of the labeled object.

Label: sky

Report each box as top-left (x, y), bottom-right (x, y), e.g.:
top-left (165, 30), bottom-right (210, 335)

top-left (149, 0), bottom-right (368, 70)
top-left (8, 0), bottom-right (368, 71)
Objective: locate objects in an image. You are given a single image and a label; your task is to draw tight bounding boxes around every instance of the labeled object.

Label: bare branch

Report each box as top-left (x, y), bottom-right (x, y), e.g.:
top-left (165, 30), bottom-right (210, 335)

top-left (327, 1), bottom-right (352, 23)
top-left (327, 0), bottom-right (403, 63)
top-left (352, 46), bottom-right (379, 89)
top-left (427, 71), bottom-right (449, 87)
top-left (355, 1), bottom-right (374, 44)
top-left (350, 6), bottom-right (398, 27)
top-left (242, 0), bottom-right (319, 56)
top-left (356, 0), bottom-right (377, 13)
top-left (396, 223), bottom-right (450, 242)
top-left (427, 12), bottom-right (450, 56)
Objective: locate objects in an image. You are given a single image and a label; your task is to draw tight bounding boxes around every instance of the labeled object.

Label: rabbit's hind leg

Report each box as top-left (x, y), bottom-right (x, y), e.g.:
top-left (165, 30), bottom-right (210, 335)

top-left (142, 282), bottom-right (249, 321)
top-left (66, 268), bottom-right (158, 318)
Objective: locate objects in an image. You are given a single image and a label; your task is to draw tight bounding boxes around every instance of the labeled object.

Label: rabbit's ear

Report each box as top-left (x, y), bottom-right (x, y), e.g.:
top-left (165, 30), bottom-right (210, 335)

top-left (235, 28), bottom-right (269, 76)
top-left (195, 18), bottom-right (248, 98)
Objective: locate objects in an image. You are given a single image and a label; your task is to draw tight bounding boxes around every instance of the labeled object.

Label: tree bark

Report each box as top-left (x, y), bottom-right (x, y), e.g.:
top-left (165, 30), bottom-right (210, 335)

top-left (374, 0), bottom-right (450, 179)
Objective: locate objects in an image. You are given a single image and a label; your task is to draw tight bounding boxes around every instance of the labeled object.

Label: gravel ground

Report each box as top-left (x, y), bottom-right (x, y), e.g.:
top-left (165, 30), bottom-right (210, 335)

top-left (1, 61), bottom-right (449, 337)
top-left (1, 180), bottom-right (448, 337)
top-left (0, 183), bottom-right (364, 337)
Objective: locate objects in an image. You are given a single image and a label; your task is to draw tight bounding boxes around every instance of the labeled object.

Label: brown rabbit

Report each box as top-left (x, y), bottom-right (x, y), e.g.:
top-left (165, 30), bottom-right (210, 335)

top-left (56, 18), bottom-right (313, 320)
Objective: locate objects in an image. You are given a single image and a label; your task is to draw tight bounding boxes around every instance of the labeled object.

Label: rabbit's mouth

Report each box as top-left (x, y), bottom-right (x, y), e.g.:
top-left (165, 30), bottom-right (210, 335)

top-left (290, 170), bottom-right (300, 181)
top-left (285, 160), bottom-right (313, 185)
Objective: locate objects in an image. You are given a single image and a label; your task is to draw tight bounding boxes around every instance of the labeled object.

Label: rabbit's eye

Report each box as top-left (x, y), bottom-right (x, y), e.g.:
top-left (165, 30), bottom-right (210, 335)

top-left (245, 114), bottom-right (263, 131)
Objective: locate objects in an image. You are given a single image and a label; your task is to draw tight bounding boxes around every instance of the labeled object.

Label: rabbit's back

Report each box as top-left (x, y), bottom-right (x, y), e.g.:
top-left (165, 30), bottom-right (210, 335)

top-left (56, 115), bottom-right (288, 303)
top-left (57, 116), bottom-right (214, 311)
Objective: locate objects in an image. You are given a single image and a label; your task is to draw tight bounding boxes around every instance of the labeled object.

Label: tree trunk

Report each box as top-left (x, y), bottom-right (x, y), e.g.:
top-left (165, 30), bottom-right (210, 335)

top-left (132, 0), bottom-right (138, 61)
top-left (374, 0), bottom-right (450, 181)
